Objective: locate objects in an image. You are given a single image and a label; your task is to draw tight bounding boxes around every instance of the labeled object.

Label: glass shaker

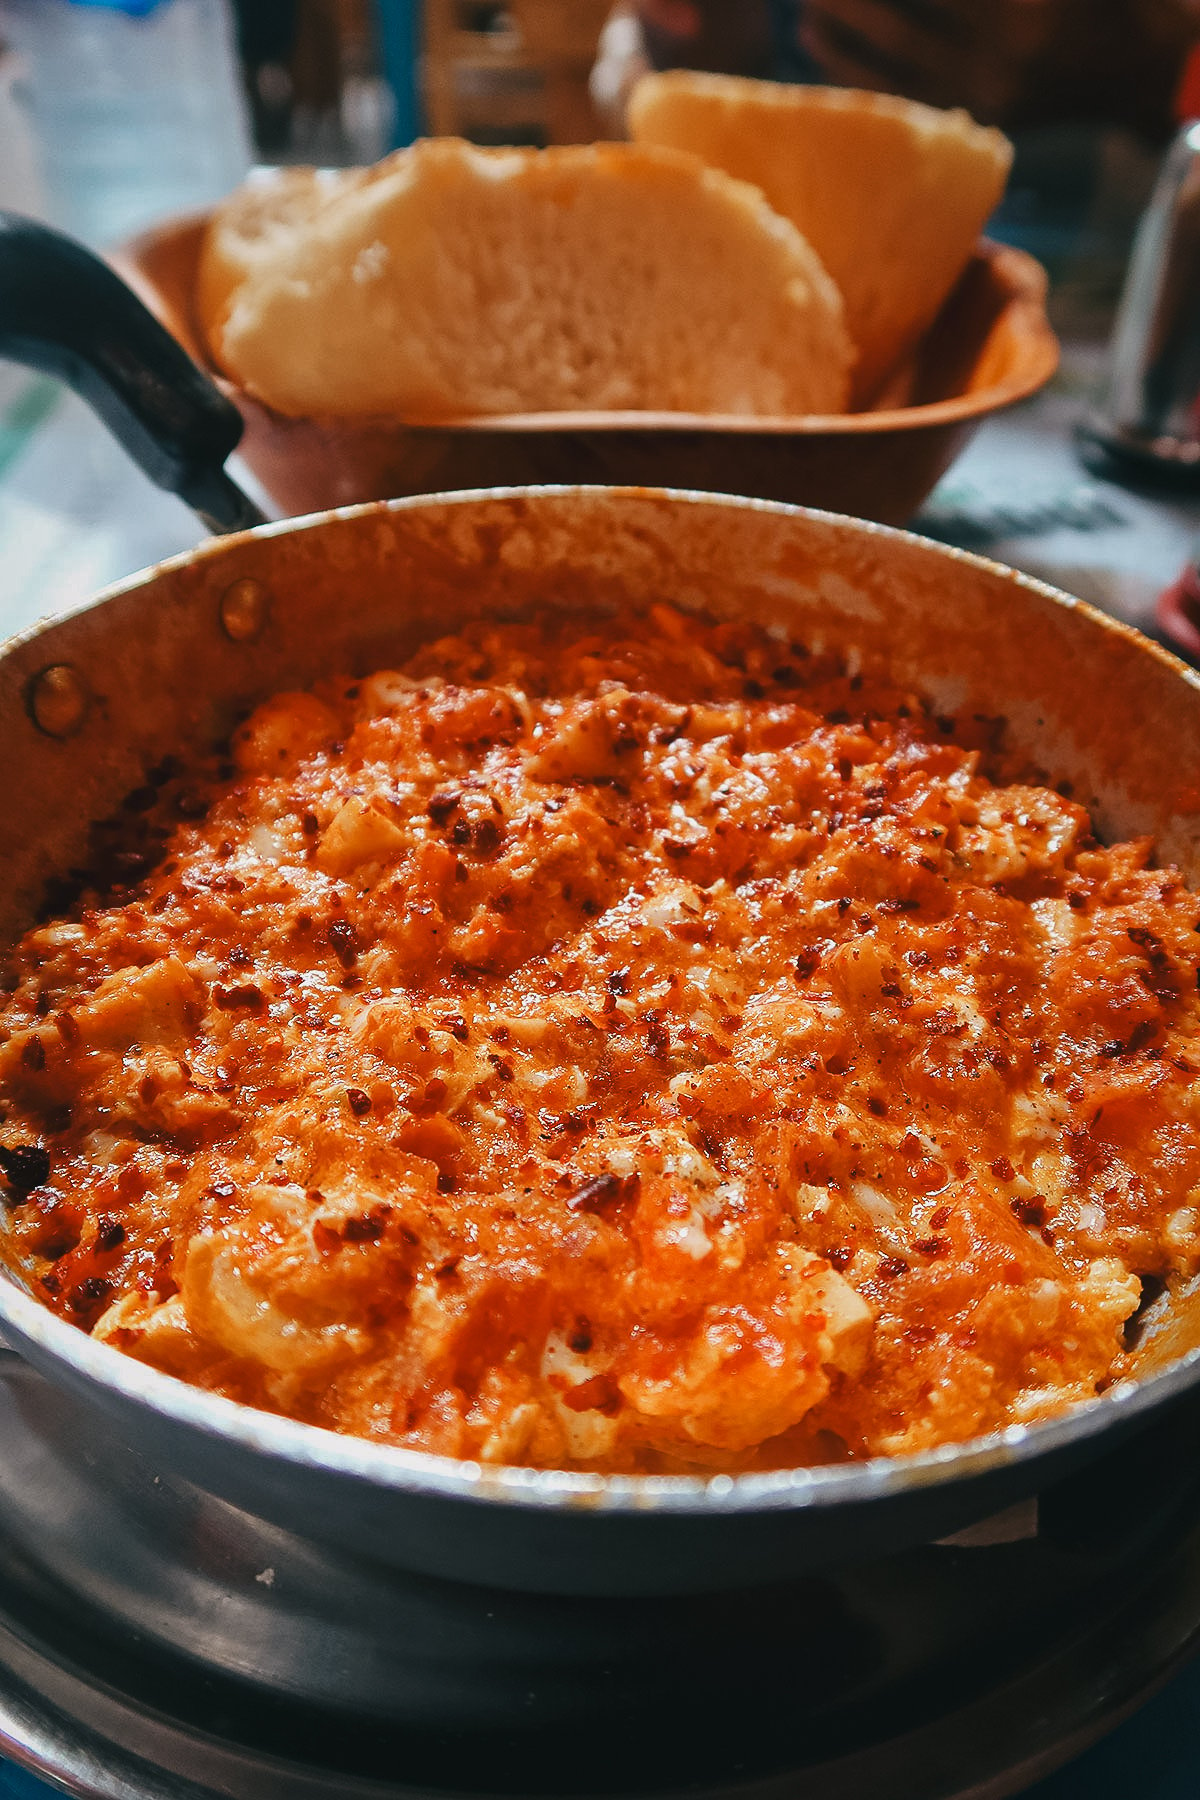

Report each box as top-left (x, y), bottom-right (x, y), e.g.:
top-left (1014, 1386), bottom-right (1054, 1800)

top-left (1, 0), bottom-right (253, 249)
top-left (1082, 47), bottom-right (1200, 475)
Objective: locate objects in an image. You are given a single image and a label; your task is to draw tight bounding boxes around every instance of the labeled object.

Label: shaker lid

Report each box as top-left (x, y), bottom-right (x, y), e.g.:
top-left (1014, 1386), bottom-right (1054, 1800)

top-left (1174, 41), bottom-right (1200, 123)
top-left (64, 0), bottom-right (175, 14)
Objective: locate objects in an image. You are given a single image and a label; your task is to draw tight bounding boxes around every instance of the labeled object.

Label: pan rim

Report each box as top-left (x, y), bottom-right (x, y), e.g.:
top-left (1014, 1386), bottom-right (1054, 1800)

top-left (4, 1262), bottom-right (1200, 1514)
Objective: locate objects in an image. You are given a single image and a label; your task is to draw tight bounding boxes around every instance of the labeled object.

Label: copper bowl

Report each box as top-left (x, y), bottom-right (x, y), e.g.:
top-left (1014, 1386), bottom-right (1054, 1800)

top-left (114, 214), bottom-right (1059, 527)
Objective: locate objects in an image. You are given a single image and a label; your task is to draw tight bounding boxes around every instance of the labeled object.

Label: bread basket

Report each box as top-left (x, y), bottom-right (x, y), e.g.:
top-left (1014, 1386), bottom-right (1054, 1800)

top-left (115, 208), bottom-right (1058, 527)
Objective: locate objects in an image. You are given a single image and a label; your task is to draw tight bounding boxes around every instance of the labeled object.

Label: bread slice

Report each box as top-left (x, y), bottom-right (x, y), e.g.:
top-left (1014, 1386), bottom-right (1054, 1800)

top-left (198, 138), bottom-right (853, 420)
top-left (196, 165), bottom-right (340, 340)
top-left (629, 73), bottom-right (1012, 403)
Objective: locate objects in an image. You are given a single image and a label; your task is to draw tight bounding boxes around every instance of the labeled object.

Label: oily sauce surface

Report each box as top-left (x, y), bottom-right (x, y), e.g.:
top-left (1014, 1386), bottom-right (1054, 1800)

top-left (2, 604), bottom-right (1200, 1471)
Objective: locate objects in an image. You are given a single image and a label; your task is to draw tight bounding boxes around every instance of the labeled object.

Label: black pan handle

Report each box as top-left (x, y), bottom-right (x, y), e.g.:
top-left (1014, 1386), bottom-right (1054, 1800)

top-left (0, 210), bottom-right (267, 535)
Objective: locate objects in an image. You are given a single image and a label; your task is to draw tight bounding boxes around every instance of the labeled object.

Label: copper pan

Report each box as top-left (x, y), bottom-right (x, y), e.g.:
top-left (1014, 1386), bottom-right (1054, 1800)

top-left (114, 209), bottom-right (1059, 527)
top-left (2, 484), bottom-right (1200, 1597)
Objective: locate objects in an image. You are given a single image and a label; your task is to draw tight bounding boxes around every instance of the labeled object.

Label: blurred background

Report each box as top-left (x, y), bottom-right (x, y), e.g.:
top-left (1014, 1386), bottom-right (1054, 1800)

top-left (0, 0), bottom-right (1189, 298)
top-left (0, 0), bottom-right (616, 247)
top-left (0, 0), bottom-right (1198, 644)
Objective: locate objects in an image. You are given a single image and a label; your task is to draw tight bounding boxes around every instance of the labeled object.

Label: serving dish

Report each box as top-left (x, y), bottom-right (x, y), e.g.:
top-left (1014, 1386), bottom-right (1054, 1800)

top-left (2, 484), bottom-right (1200, 1600)
top-left (114, 210), bottom-right (1059, 526)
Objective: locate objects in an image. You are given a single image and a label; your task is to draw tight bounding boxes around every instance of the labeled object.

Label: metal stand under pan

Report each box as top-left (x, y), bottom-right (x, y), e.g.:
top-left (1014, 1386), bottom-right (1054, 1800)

top-left (1, 1354), bottom-right (1199, 1800)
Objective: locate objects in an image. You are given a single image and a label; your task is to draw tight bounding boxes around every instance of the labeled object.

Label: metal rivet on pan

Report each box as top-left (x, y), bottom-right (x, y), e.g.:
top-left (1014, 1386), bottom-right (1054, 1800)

top-left (220, 578), bottom-right (270, 643)
top-left (29, 664), bottom-right (89, 738)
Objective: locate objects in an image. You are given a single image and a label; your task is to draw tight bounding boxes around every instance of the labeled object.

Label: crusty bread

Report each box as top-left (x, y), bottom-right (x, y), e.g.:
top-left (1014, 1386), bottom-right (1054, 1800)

top-left (196, 165), bottom-right (339, 341)
top-left (628, 73), bottom-right (1012, 403)
top-left (199, 138), bottom-right (853, 420)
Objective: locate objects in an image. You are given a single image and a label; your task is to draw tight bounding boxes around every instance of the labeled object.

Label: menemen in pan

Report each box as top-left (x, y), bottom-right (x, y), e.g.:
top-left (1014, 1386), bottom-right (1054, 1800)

top-left (1, 605), bottom-right (1197, 1472)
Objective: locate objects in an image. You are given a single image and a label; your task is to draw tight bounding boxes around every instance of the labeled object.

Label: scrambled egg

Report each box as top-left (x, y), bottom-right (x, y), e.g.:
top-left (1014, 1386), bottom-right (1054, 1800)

top-left (2, 603), bottom-right (1198, 1472)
